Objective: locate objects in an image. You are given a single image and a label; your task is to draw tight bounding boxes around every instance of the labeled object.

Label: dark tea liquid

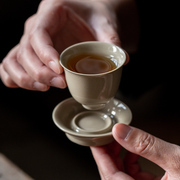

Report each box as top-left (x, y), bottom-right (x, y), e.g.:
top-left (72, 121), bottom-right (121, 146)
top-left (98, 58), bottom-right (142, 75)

top-left (67, 54), bottom-right (117, 74)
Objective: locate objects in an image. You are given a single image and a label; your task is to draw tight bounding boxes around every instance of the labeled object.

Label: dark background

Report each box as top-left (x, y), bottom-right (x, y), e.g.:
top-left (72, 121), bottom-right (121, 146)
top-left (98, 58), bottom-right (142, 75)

top-left (0, 0), bottom-right (179, 179)
top-left (0, 1), bottom-right (101, 179)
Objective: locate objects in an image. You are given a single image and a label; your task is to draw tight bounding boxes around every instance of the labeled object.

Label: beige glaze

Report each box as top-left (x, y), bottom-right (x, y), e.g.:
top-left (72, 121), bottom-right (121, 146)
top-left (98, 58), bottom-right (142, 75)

top-left (52, 98), bottom-right (132, 146)
top-left (71, 111), bottom-right (113, 134)
top-left (60, 41), bottom-right (127, 110)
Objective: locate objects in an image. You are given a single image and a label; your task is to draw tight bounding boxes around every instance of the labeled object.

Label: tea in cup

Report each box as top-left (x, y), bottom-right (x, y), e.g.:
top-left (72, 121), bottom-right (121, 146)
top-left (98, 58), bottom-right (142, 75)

top-left (60, 41), bottom-right (127, 110)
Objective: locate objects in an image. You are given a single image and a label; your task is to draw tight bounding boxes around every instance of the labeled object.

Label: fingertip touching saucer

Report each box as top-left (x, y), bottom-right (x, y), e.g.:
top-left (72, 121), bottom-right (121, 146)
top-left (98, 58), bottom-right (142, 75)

top-left (52, 97), bottom-right (132, 146)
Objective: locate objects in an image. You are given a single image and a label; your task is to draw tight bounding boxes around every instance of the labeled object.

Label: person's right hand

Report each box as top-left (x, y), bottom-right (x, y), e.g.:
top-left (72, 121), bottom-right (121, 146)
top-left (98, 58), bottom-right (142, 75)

top-left (91, 123), bottom-right (180, 180)
top-left (0, 0), bottom-right (123, 91)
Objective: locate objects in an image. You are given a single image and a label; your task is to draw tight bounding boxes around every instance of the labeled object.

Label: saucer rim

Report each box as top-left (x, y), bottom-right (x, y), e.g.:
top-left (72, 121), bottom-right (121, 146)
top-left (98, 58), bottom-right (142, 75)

top-left (52, 97), bottom-right (132, 138)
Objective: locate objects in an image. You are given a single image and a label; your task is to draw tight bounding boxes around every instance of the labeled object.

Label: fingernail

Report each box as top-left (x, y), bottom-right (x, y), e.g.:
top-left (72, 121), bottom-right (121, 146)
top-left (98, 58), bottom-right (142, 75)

top-left (33, 82), bottom-right (49, 91)
top-left (50, 77), bottom-right (66, 89)
top-left (49, 61), bottom-right (60, 74)
top-left (114, 124), bottom-right (132, 141)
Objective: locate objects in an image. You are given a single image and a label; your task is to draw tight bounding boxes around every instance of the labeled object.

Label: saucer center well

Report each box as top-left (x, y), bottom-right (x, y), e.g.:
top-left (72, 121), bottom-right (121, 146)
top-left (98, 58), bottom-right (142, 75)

top-left (72, 111), bottom-right (112, 134)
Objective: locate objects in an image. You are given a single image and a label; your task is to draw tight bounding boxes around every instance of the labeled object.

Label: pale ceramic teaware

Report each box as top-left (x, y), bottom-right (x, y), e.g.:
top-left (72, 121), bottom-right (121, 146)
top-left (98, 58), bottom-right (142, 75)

top-left (60, 41), bottom-right (128, 110)
top-left (53, 97), bottom-right (132, 146)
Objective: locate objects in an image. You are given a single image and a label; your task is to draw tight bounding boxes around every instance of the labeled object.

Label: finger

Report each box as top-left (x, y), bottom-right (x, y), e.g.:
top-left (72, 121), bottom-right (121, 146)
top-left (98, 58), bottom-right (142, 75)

top-left (90, 142), bottom-right (134, 180)
top-left (30, 28), bottom-right (63, 74)
top-left (91, 5), bottom-right (121, 47)
top-left (3, 46), bottom-right (49, 91)
top-left (17, 37), bottom-right (67, 89)
top-left (66, 6), bottom-right (96, 42)
top-left (90, 8), bottom-right (129, 65)
top-left (95, 21), bottom-right (121, 47)
top-left (24, 14), bottom-right (36, 34)
top-left (93, 15), bottom-right (120, 46)
top-left (23, 4), bottom-right (62, 74)
top-left (113, 123), bottom-right (180, 175)
top-left (0, 63), bottom-right (18, 88)
top-left (124, 152), bottom-right (159, 180)
top-left (3, 59), bottom-right (49, 91)
top-left (104, 141), bottom-right (124, 171)
top-left (124, 152), bottom-right (141, 175)
top-left (93, 17), bottom-right (130, 65)
top-left (93, 141), bottom-right (123, 180)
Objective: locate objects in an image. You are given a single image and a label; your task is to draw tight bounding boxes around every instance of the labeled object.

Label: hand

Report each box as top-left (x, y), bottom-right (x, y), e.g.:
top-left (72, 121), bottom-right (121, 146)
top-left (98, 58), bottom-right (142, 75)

top-left (91, 123), bottom-right (180, 180)
top-left (0, 0), bottom-right (123, 91)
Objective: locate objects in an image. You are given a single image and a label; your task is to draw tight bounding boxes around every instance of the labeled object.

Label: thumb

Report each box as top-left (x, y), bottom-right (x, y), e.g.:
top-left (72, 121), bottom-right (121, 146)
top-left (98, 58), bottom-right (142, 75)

top-left (93, 19), bottom-right (131, 64)
top-left (95, 25), bottom-right (121, 47)
top-left (92, 14), bottom-right (130, 65)
top-left (92, 14), bottom-right (121, 47)
top-left (113, 123), bottom-right (180, 175)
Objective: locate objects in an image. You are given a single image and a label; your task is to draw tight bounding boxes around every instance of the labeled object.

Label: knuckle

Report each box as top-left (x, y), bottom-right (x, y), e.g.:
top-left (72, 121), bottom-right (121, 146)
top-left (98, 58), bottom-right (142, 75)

top-left (0, 69), bottom-right (17, 88)
top-left (39, 0), bottom-right (49, 9)
top-left (33, 68), bottom-right (46, 82)
top-left (38, 0), bottom-right (56, 12)
top-left (24, 16), bottom-right (32, 28)
top-left (2, 58), bottom-right (10, 70)
top-left (2, 58), bottom-right (7, 67)
top-left (24, 15), bottom-right (35, 32)
top-left (16, 37), bottom-right (28, 63)
top-left (109, 35), bottom-right (121, 46)
top-left (16, 47), bottom-right (24, 63)
top-left (28, 30), bottom-right (35, 43)
top-left (100, 34), bottom-right (121, 46)
top-left (38, 47), bottom-right (51, 64)
top-left (102, 172), bottom-right (111, 180)
top-left (135, 133), bottom-right (156, 156)
top-left (16, 75), bottom-right (29, 88)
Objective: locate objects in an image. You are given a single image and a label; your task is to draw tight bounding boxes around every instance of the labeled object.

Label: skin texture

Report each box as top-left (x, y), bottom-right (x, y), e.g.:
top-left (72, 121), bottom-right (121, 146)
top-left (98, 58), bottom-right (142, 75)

top-left (1, 1), bottom-right (180, 179)
top-left (91, 123), bottom-right (180, 180)
top-left (0, 0), bottom-right (125, 91)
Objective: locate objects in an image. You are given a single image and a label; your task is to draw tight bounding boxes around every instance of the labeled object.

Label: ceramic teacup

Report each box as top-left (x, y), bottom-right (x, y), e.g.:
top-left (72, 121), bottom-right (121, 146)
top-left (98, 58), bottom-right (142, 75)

top-left (60, 41), bottom-right (128, 110)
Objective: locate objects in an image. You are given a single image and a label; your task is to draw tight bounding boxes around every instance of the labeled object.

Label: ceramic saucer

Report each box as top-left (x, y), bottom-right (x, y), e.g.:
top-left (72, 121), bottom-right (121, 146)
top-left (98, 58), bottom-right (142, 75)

top-left (52, 97), bottom-right (132, 146)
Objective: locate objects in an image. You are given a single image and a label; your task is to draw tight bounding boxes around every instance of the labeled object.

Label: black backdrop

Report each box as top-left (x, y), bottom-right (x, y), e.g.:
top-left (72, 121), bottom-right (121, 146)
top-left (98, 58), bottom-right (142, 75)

top-left (0, 1), bottom-right (179, 179)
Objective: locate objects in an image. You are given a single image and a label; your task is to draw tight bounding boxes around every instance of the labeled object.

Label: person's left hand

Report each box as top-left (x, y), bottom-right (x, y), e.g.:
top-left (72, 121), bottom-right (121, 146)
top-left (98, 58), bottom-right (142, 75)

top-left (0, 0), bottom-right (123, 91)
top-left (91, 123), bottom-right (180, 180)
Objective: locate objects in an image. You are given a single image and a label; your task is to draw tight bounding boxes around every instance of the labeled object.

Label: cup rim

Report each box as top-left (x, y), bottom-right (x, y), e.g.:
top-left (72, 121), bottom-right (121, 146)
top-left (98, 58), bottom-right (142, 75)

top-left (60, 41), bottom-right (126, 76)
